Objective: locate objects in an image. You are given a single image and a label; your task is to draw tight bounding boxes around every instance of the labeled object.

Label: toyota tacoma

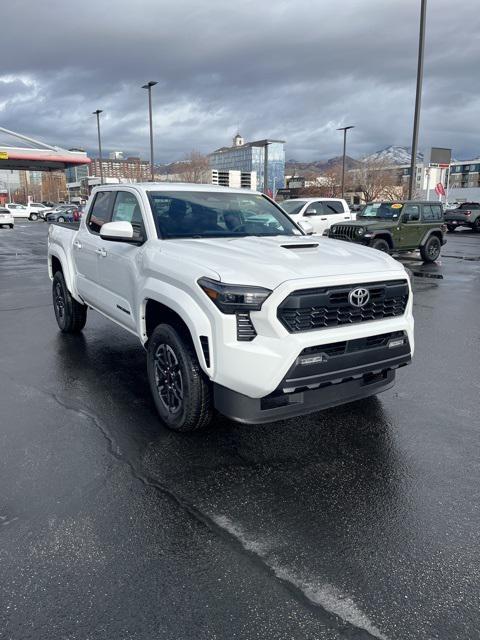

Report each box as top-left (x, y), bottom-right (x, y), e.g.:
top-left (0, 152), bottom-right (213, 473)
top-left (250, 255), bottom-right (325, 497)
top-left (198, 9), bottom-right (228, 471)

top-left (48, 184), bottom-right (414, 432)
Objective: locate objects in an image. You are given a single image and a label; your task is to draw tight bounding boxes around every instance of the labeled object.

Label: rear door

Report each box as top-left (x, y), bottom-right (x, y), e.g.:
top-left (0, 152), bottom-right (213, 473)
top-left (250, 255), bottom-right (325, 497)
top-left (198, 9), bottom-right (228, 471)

top-left (318, 200), bottom-right (351, 233)
top-left (95, 190), bottom-right (147, 330)
top-left (74, 190), bottom-right (114, 308)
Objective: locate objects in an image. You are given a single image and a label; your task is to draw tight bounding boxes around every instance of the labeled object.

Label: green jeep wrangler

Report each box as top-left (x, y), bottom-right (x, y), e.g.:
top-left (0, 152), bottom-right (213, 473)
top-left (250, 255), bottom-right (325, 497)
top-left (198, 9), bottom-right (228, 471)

top-left (326, 201), bottom-right (446, 263)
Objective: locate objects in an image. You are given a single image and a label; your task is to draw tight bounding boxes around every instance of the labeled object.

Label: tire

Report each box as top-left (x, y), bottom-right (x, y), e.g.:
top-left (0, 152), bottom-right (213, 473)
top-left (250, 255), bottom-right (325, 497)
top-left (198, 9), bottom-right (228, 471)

top-left (371, 238), bottom-right (390, 253)
top-left (420, 235), bottom-right (441, 263)
top-left (473, 218), bottom-right (480, 233)
top-left (147, 324), bottom-right (212, 432)
top-left (29, 213), bottom-right (38, 221)
top-left (52, 271), bottom-right (87, 333)
top-left (57, 216), bottom-right (66, 223)
top-left (9, 225), bottom-right (14, 229)
top-left (447, 225), bottom-right (456, 233)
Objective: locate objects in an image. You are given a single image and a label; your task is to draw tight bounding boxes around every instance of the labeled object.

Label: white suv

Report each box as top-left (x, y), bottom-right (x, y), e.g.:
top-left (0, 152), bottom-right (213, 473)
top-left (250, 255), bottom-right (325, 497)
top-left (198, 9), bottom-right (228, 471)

top-left (281, 198), bottom-right (354, 235)
top-left (6, 202), bottom-right (52, 221)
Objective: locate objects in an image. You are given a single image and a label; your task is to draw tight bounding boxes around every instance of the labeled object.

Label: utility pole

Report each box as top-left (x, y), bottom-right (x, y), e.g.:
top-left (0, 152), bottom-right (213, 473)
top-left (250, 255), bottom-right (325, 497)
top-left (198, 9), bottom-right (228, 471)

top-left (408, 0), bottom-right (427, 200)
top-left (93, 110), bottom-right (104, 184)
top-left (337, 125), bottom-right (354, 199)
top-left (142, 81), bottom-right (158, 181)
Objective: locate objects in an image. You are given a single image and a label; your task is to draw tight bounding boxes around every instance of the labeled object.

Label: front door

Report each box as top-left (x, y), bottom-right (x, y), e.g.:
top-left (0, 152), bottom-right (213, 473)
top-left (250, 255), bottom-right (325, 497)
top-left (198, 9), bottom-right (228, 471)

top-left (96, 190), bottom-right (147, 330)
top-left (74, 191), bottom-right (114, 308)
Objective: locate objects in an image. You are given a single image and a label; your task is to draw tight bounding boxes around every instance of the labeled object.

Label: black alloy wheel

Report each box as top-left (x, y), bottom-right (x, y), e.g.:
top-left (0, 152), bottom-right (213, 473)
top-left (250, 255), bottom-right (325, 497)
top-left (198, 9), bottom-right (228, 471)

top-left (154, 343), bottom-right (184, 415)
top-left (371, 238), bottom-right (390, 253)
top-left (420, 236), bottom-right (441, 263)
top-left (52, 271), bottom-right (87, 333)
top-left (147, 324), bottom-right (212, 432)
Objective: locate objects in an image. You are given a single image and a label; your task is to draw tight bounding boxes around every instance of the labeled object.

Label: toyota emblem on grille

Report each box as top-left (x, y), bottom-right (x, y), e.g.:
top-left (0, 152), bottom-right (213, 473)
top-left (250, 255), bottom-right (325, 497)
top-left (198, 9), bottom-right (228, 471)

top-left (348, 287), bottom-right (370, 308)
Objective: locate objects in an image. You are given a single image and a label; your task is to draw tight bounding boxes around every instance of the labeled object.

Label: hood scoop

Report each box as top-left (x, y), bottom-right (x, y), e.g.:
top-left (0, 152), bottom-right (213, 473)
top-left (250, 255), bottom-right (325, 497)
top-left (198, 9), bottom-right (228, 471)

top-left (281, 243), bottom-right (319, 250)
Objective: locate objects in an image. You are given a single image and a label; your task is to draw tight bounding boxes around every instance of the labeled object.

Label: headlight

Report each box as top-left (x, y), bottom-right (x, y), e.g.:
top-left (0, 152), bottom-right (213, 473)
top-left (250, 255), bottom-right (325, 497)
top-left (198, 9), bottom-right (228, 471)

top-left (198, 277), bottom-right (272, 314)
top-left (356, 227), bottom-right (365, 236)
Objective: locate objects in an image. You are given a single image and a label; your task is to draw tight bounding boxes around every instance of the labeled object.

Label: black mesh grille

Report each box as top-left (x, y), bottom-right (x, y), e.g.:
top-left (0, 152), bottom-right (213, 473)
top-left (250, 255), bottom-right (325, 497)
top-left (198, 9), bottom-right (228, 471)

top-left (329, 225), bottom-right (358, 241)
top-left (278, 280), bottom-right (409, 333)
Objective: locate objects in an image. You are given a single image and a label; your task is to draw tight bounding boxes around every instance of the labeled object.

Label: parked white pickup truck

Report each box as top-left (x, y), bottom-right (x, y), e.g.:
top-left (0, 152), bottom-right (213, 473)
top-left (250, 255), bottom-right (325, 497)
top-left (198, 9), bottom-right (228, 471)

top-left (48, 183), bottom-right (414, 432)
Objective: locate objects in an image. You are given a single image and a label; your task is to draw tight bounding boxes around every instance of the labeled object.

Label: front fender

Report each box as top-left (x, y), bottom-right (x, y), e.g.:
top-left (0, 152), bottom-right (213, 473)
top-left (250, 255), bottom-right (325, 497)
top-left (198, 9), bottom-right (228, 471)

top-left (140, 280), bottom-right (214, 377)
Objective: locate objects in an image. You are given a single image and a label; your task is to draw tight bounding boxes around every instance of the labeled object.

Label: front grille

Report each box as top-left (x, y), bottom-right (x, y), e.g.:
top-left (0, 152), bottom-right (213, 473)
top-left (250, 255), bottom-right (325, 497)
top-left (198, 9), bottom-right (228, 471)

top-left (329, 225), bottom-right (357, 240)
top-left (278, 280), bottom-right (409, 333)
top-left (236, 312), bottom-right (257, 341)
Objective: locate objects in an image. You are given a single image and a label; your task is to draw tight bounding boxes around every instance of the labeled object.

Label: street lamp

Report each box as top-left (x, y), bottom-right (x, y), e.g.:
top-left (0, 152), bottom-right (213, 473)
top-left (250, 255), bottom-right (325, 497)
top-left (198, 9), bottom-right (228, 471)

top-left (408, 0), bottom-right (427, 200)
top-left (142, 81), bottom-right (158, 181)
top-left (92, 110), bottom-right (104, 185)
top-left (337, 125), bottom-right (354, 199)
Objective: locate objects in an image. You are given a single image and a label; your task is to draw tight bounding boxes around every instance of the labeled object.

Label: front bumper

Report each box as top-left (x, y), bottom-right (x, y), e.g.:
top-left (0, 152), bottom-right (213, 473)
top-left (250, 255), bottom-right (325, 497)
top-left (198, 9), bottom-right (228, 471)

top-left (213, 332), bottom-right (411, 423)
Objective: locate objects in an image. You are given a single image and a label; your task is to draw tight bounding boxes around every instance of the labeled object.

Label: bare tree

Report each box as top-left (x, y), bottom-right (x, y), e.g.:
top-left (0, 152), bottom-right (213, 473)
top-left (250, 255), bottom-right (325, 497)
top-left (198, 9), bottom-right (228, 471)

top-left (179, 151), bottom-right (210, 184)
top-left (352, 160), bottom-right (400, 202)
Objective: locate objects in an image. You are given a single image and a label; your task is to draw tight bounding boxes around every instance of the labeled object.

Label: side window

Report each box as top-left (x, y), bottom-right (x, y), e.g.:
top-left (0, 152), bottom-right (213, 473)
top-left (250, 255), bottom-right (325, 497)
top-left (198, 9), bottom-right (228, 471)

top-left (422, 204), bottom-right (442, 221)
top-left (87, 191), bottom-right (113, 233)
top-left (305, 202), bottom-right (321, 215)
top-left (111, 192), bottom-right (146, 240)
top-left (323, 200), bottom-right (344, 214)
top-left (403, 204), bottom-right (420, 221)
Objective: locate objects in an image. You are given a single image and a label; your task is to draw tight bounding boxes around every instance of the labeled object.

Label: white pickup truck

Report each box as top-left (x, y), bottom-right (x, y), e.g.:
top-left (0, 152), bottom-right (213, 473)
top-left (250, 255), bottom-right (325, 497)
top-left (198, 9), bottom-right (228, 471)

top-left (48, 183), bottom-right (414, 432)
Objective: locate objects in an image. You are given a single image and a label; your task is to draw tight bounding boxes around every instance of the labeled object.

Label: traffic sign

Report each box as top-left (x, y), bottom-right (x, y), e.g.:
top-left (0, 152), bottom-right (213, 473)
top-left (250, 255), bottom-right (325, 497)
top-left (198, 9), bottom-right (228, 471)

top-left (435, 183), bottom-right (445, 196)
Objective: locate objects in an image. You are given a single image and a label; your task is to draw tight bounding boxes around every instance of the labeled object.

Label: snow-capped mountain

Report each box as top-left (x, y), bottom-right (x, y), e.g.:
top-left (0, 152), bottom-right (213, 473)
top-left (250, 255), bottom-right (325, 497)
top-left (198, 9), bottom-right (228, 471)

top-left (363, 146), bottom-right (423, 165)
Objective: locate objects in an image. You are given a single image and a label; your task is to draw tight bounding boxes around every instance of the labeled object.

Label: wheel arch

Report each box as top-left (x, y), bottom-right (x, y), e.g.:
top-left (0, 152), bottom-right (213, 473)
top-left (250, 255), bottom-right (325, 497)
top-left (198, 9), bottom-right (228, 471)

top-left (419, 228), bottom-right (443, 247)
top-left (370, 231), bottom-right (394, 248)
top-left (141, 295), bottom-right (213, 376)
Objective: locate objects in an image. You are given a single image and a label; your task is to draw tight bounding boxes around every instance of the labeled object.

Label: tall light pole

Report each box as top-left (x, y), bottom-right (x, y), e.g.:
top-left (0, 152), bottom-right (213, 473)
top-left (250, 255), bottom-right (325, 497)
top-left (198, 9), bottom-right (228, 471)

top-left (337, 125), bottom-right (354, 199)
top-left (93, 110), bottom-right (104, 184)
top-left (142, 81), bottom-right (158, 181)
top-left (408, 0), bottom-right (427, 200)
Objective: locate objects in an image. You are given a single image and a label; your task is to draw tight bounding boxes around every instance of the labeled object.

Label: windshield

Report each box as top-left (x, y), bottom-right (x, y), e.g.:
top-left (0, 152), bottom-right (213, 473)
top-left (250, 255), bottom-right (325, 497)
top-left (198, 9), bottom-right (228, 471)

top-left (359, 202), bottom-right (404, 219)
top-left (148, 191), bottom-right (301, 239)
top-left (281, 200), bottom-right (307, 215)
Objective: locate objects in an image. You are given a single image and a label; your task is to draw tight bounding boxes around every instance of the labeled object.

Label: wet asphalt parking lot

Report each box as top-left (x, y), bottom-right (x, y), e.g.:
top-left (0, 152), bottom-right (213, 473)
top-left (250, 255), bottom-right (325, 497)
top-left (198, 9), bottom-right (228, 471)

top-left (1, 222), bottom-right (479, 640)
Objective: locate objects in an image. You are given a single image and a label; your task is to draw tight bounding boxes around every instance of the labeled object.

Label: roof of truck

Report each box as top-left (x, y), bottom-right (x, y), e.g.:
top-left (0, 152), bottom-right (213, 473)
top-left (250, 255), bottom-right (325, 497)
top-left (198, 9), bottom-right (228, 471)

top-left (93, 182), bottom-right (260, 195)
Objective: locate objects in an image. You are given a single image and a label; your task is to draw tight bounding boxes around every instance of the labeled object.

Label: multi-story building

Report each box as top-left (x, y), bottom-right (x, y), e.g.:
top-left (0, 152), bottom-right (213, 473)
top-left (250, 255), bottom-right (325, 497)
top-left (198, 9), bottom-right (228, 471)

top-left (209, 134), bottom-right (285, 193)
top-left (210, 169), bottom-right (256, 189)
top-left (89, 157), bottom-right (150, 181)
top-left (109, 151), bottom-right (124, 160)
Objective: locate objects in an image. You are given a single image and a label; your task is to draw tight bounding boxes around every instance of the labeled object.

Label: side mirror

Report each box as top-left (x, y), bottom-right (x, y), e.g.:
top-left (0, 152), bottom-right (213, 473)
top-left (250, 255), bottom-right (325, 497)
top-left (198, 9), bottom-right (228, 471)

top-left (297, 219), bottom-right (314, 235)
top-left (304, 208), bottom-right (317, 216)
top-left (100, 220), bottom-right (136, 242)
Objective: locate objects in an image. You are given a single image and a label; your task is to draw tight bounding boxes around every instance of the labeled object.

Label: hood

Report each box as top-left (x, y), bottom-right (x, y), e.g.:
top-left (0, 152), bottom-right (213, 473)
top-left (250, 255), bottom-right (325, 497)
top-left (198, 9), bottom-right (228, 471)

top-left (159, 235), bottom-right (405, 290)
top-left (334, 218), bottom-right (397, 230)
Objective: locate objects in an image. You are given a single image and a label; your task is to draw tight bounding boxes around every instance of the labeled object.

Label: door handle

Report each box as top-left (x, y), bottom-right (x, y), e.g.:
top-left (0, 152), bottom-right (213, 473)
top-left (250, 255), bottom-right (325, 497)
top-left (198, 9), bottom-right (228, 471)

top-left (73, 240), bottom-right (82, 249)
top-left (320, 217), bottom-right (327, 221)
top-left (96, 248), bottom-right (107, 258)
top-left (343, 216), bottom-right (350, 219)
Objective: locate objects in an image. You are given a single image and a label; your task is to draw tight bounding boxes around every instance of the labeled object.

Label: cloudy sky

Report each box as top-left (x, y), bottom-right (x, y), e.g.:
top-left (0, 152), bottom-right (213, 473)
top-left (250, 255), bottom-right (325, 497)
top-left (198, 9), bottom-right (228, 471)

top-left (0, 0), bottom-right (479, 162)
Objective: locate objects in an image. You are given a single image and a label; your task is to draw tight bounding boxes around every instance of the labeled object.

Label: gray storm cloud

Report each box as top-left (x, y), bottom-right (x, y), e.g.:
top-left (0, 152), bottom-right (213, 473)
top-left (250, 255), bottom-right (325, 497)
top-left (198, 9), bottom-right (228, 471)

top-left (0, 0), bottom-right (478, 161)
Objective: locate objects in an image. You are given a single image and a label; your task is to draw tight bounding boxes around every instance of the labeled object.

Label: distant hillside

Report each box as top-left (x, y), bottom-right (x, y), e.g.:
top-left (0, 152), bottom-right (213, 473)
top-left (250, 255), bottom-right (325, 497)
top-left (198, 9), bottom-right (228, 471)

top-left (286, 155), bottom-right (359, 175)
top-left (362, 145), bottom-right (423, 165)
